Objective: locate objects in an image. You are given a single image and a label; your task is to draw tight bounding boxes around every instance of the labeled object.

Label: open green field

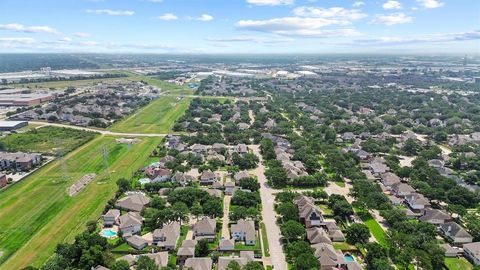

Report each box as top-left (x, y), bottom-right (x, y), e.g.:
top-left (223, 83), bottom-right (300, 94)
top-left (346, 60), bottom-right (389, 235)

top-left (10, 76), bottom-right (132, 89)
top-left (108, 96), bottom-right (191, 134)
top-left (0, 126), bottom-right (97, 155)
top-left (444, 258), bottom-right (473, 270)
top-left (129, 75), bottom-right (195, 95)
top-left (0, 135), bottom-right (160, 269)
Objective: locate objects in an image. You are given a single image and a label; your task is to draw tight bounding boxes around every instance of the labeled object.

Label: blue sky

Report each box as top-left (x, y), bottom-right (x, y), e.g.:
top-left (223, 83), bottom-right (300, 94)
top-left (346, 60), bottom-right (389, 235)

top-left (0, 0), bottom-right (478, 54)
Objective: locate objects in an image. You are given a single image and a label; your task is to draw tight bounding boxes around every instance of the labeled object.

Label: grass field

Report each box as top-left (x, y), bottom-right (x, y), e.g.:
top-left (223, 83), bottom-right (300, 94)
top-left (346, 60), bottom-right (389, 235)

top-left (261, 222), bottom-right (270, 257)
top-left (0, 135), bottom-right (160, 269)
top-left (0, 126), bottom-right (97, 155)
top-left (356, 210), bottom-right (387, 246)
top-left (444, 257), bottom-right (473, 270)
top-left (108, 96), bottom-right (191, 134)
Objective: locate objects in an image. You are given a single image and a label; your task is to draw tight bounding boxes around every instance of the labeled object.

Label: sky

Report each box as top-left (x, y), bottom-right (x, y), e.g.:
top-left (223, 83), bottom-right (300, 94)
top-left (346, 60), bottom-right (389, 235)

top-left (0, 0), bottom-right (478, 54)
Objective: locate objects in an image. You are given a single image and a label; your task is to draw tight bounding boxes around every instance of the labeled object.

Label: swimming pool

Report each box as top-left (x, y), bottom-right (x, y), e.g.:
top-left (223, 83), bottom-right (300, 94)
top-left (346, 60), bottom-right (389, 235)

top-left (100, 229), bottom-right (117, 238)
top-left (344, 254), bottom-right (355, 262)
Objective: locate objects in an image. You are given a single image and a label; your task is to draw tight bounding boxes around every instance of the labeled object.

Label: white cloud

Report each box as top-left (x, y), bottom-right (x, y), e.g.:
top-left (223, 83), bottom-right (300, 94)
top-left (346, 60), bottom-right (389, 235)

top-left (206, 36), bottom-right (293, 44)
top-left (246, 0), bottom-right (294, 6)
top-left (370, 12), bottom-right (412, 25)
top-left (59, 37), bottom-right (72, 43)
top-left (0, 37), bottom-right (36, 44)
top-left (79, 41), bottom-right (99, 46)
top-left (157, 13), bottom-right (178, 21)
top-left (0, 23), bottom-right (59, 35)
top-left (74, 32), bottom-right (90, 38)
top-left (86, 9), bottom-right (135, 16)
top-left (352, 1), bottom-right (365, 7)
top-left (416, 0), bottom-right (444, 9)
top-left (293, 6), bottom-right (367, 20)
top-left (356, 30), bottom-right (480, 45)
top-left (196, 14), bottom-right (214, 21)
top-left (236, 17), bottom-right (360, 37)
top-left (383, 0), bottom-right (402, 10)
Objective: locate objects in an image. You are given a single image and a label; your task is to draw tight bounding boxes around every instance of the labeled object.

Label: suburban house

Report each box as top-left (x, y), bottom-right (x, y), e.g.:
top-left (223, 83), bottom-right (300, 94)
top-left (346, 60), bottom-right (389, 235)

top-left (126, 235), bottom-right (148, 250)
top-left (233, 144), bottom-right (249, 154)
top-left (440, 222), bottom-right (473, 245)
top-left (217, 251), bottom-right (254, 270)
top-left (143, 252), bottom-right (169, 268)
top-left (150, 168), bottom-right (172, 183)
top-left (391, 183), bottom-right (416, 197)
top-left (219, 239), bottom-right (235, 251)
top-left (463, 242), bottom-right (480, 265)
top-left (0, 151), bottom-right (42, 171)
top-left (199, 170), bottom-right (220, 185)
top-left (311, 243), bottom-right (347, 270)
top-left (102, 209), bottom-right (120, 226)
top-left (184, 258), bottom-right (213, 270)
top-left (419, 208), bottom-right (452, 225)
top-left (380, 172), bottom-right (401, 188)
top-left (298, 202), bottom-right (324, 228)
top-left (119, 212), bottom-right (143, 235)
top-left (321, 221), bottom-right (346, 242)
top-left (177, 240), bottom-right (197, 265)
top-left (171, 172), bottom-right (194, 186)
top-left (115, 193), bottom-right (150, 212)
top-left (234, 170), bottom-right (250, 185)
top-left (306, 227), bottom-right (333, 245)
top-left (369, 162), bottom-right (390, 177)
top-left (153, 221), bottom-right (181, 250)
top-left (231, 219), bottom-right (256, 245)
top-left (193, 218), bottom-right (217, 242)
top-left (191, 144), bottom-right (208, 154)
top-left (405, 193), bottom-right (431, 211)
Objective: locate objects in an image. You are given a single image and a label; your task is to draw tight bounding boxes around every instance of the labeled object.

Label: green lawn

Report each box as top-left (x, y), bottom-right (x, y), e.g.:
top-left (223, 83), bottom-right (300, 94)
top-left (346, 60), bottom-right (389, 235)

top-left (108, 96), bottom-right (191, 134)
top-left (234, 233), bottom-right (261, 251)
top-left (332, 242), bottom-right (357, 251)
top-left (356, 210), bottom-right (387, 246)
top-left (261, 222), bottom-right (270, 257)
top-left (0, 126), bottom-right (97, 155)
top-left (444, 257), bottom-right (473, 270)
top-left (0, 135), bottom-right (160, 269)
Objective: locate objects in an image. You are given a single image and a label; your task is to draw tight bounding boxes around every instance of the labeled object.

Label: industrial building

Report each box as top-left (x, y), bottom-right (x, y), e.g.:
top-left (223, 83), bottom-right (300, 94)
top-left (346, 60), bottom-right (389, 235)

top-left (0, 93), bottom-right (54, 106)
top-left (0, 121), bottom-right (28, 131)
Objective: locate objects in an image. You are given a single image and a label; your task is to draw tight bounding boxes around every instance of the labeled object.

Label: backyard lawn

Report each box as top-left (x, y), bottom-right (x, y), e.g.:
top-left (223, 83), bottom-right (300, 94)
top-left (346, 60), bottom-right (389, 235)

top-left (444, 257), bottom-right (473, 270)
top-left (108, 96), bottom-right (191, 134)
top-left (0, 135), bottom-right (160, 269)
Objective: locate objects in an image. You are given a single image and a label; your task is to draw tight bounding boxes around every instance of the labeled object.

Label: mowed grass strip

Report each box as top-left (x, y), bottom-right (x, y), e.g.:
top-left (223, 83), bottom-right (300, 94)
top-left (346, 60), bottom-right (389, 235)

top-left (356, 210), bottom-right (387, 246)
top-left (108, 96), bottom-right (191, 134)
top-left (0, 136), bottom-right (160, 269)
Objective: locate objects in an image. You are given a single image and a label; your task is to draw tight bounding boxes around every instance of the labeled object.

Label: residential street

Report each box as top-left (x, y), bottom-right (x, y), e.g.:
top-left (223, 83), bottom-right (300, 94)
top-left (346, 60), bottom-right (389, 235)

top-left (250, 145), bottom-right (288, 270)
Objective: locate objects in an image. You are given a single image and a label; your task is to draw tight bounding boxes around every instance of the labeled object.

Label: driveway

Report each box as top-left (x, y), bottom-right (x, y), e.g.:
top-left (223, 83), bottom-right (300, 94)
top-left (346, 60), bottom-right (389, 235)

top-left (250, 145), bottom-right (288, 270)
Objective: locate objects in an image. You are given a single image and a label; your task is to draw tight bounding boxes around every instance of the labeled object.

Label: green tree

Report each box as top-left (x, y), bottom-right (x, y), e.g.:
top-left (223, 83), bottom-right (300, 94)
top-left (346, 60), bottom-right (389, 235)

top-left (116, 178), bottom-right (131, 192)
top-left (346, 223), bottom-right (370, 244)
top-left (136, 256), bottom-right (157, 270)
top-left (110, 260), bottom-right (130, 270)
top-left (295, 253), bottom-right (320, 270)
top-left (243, 261), bottom-right (264, 270)
top-left (281, 220), bottom-right (305, 242)
top-left (226, 261), bottom-right (242, 270)
top-left (276, 202), bottom-right (299, 222)
top-left (172, 202), bottom-right (190, 225)
top-left (195, 239), bottom-right (210, 257)
top-left (239, 177), bottom-right (260, 191)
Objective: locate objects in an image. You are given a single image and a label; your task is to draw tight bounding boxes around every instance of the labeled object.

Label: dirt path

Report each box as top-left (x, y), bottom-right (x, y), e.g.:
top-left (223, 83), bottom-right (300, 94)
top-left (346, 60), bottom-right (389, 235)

top-left (30, 121), bottom-right (167, 137)
top-left (250, 145), bottom-right (288, 270)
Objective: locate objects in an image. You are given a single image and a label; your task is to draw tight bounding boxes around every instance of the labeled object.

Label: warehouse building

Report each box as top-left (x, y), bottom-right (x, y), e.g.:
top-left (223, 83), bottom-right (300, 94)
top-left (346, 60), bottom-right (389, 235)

top-left (0, 121), bottom-right (28, 131)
